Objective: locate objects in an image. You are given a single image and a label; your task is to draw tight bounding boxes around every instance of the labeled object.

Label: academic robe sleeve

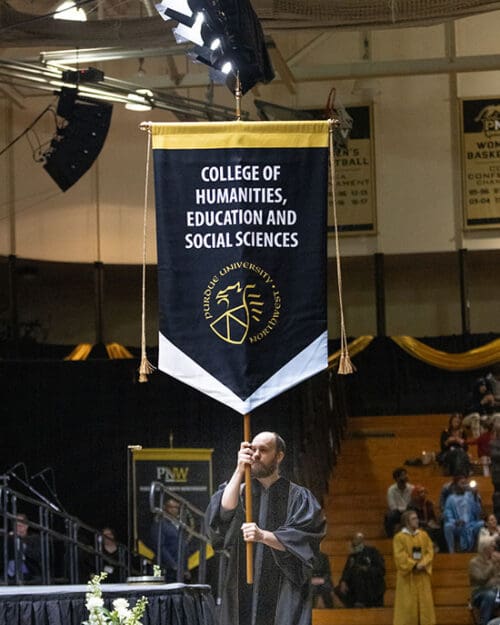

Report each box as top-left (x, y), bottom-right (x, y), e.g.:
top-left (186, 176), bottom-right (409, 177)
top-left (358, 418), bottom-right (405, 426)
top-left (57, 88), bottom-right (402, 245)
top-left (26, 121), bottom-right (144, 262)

top-left (271, 484), bottom-right (326, 586)
top-left (368, 546), bottom-right (386, 576)
top-left (205, 484), bottom-right (245, 551)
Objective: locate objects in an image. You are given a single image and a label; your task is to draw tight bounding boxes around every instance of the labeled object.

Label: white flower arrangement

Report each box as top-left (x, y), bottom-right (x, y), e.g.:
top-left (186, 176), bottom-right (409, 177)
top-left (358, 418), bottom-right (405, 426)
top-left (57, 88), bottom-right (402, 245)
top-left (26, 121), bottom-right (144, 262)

top-left (83, 573), bottom-right (148, 625)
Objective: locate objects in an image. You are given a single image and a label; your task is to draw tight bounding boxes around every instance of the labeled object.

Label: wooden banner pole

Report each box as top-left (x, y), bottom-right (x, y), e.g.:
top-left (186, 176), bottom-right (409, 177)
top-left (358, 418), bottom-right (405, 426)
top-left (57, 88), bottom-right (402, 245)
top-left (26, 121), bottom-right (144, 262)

top-left (244, 412), bottom-right (253, 584)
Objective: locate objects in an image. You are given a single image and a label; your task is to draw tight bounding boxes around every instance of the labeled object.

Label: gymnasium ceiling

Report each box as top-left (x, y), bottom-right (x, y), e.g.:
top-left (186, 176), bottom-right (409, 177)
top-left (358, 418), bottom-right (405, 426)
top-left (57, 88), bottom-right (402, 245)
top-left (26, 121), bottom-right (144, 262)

top-left (2, 0), bottom-right (500, 118)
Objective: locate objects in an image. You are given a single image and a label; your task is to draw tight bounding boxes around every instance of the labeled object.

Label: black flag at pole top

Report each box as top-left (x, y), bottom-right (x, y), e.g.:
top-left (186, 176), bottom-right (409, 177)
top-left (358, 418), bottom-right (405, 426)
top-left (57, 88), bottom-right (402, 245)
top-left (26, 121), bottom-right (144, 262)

top-left (152, 120), bottom-right (329, 414)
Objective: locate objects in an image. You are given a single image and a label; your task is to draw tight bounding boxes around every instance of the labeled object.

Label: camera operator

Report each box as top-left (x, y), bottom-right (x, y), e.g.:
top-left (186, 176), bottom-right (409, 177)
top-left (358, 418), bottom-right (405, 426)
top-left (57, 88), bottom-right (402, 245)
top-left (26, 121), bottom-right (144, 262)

top-left (469, 535), bottom-right (500, 625)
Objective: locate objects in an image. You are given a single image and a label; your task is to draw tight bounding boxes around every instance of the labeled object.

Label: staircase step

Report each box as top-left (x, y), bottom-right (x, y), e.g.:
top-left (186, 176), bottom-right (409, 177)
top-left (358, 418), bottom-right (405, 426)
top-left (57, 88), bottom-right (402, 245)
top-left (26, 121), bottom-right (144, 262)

top-left (326, 522), bottom-right (386, 539)
top-left (384, 586), bottom-right (469, 606)
top-left (330, 560), bottom-right (471, 585)
top-left (343, 437), bottom-right (440, 452)
top-left (327, 507), bottom-right (386, 523)
top-left (329, 552), bottom-right (473, 572)
top-left (312, 606), bottom-right (471, 625)
top-left (323, 494), bottom-right (386, 507)
top-left (348, 414), bottom-right (450, 429)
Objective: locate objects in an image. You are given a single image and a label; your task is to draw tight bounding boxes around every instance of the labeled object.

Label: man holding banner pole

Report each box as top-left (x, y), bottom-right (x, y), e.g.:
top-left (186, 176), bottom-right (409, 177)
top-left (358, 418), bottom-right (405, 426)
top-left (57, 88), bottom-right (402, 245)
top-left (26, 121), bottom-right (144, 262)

top-left (206, 431), bottom-right (325, 625)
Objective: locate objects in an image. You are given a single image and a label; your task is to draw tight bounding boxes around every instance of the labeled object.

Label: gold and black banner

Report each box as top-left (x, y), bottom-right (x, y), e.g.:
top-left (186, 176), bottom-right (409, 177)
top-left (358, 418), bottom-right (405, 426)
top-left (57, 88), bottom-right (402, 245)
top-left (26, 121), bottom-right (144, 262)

top-left (151, 121), bottom-right (329, 414)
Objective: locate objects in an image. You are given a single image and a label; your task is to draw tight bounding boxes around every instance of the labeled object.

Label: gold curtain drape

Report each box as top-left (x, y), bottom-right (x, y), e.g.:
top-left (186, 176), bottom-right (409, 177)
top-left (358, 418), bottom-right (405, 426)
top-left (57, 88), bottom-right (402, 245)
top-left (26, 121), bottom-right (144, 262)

top-left (105, 342), bottom-right (134, 359)
top-left (64, 336), bottom-right (497, 370)
top-left (64, 343), bottom-right (134, 361)
top-left (64, 343), bottom-right (93, 361)
top-left (391, 336), bottom-right (500, 371)
top-left (328, 335), bottom-right (374, 370)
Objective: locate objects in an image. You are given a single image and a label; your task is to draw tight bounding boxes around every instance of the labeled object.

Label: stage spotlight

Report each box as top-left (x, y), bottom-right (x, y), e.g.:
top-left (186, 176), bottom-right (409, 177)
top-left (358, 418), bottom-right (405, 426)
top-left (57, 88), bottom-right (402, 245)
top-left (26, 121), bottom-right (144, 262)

top-left (53, 1), bottom-right (87, 21)
top-left (43, 88), bottom-right (113, 192)
top-left (154, 0), bottom-right (274, 95)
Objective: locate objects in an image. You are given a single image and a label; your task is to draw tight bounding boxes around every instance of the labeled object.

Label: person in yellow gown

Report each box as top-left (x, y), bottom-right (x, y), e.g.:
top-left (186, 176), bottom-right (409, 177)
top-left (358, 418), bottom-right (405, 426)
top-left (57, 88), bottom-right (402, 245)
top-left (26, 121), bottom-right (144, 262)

top-left (393, 510), bottom-right (436, 625)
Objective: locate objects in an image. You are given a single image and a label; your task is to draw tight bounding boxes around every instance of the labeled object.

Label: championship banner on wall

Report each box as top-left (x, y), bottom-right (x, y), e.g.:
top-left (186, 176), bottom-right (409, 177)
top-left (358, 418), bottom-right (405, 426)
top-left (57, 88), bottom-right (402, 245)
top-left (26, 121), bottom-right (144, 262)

top-left (460, 97), bottom-right (500, 229)
top-left (151, 121), bottom-right (329, 414)
top-left (329, 104), bottom-right (376, 235)
top-left (132, 447), bottom-right (213, 555)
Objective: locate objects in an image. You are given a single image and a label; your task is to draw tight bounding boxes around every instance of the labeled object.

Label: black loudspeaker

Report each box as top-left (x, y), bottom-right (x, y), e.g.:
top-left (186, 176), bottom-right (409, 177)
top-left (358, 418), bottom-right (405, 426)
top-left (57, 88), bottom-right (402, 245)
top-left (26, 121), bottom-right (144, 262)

top-left (43, 88), bottom-right (113, 192)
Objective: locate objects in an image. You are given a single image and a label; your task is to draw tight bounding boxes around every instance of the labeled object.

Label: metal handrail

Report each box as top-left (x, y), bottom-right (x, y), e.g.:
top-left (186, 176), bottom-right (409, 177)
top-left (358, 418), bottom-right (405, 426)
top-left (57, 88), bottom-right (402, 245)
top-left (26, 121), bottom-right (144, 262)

top-left (148, 481), bottom-right (228, 585)
top-left (0, 480), bottom-right (139, 585)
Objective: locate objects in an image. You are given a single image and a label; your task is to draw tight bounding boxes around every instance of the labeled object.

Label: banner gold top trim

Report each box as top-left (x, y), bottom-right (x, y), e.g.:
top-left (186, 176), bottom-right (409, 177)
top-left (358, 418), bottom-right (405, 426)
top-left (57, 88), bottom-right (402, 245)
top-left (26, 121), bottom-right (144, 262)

top-left (132, 448), bottom-right (214, 461)
top-left (150, 121), bottom-right (330, 150)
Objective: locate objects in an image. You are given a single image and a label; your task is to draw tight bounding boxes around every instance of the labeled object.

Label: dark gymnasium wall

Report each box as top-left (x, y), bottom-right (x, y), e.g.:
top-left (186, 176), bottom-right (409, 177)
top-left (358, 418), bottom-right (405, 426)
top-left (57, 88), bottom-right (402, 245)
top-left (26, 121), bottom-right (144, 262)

top-left (0, 358), bottom-right (339, 543)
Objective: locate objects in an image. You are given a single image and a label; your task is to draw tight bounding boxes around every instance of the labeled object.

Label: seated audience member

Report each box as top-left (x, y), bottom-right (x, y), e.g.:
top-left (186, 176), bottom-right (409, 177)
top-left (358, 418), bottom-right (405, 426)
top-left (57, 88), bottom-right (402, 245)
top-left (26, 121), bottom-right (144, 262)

top-left (439, 477), bottom-right (477, 516)
top-left (467, 420), bottom-right (493, 469)
top-left (384, 467), bottom-right (414, 538)
top-left (464, 412), bottom-right (492, 444)
top-left (486, 364), bottom-right (500, 411)
top-left (469, 536), bottom-right (500, 625)
top-left (490, 423), bottom-right (500, 493)
top-left (334, 532), bottom-right (385, 608)
top-left (311, 551), bottom-right (335, 609)
top-left (438, 413), bottom-right (471, 476)
top-left (443, 476), bottom-right (483, 553)
top-left (473, 376), bottom-right (496, 414)
top-left (462, 415), bottom-right (481, 439)
top-left (439, 475), bottom-right (475, 512)
top-left (407, 485), bottom-right (445, 552)
top-left (100, 527), bottom-right (122, 583)
top-left (7, 513), bottom-right (42, 583)
top-left (478, 514), bottom-right (500, 547)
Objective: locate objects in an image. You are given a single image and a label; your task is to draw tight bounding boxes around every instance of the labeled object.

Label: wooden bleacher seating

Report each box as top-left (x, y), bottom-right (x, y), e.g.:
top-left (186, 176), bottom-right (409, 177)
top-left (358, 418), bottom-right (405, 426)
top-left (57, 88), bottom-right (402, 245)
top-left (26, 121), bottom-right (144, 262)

top-left (314, 414), bottom-right (493, 625)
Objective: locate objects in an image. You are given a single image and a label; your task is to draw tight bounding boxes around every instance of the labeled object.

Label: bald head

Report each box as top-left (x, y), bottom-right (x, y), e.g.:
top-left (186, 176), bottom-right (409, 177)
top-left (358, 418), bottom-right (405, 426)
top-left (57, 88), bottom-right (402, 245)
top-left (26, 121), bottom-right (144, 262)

top-left (252, 432), bottom-right (286, 455)
top-left (250, 432), bottom-right (285, 480)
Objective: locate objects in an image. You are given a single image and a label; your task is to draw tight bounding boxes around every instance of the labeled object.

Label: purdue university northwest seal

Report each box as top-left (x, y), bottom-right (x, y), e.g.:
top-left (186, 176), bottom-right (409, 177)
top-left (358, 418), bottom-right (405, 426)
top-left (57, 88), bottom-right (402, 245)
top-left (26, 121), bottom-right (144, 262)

top-left (203, 261), bottom-right (281, 345)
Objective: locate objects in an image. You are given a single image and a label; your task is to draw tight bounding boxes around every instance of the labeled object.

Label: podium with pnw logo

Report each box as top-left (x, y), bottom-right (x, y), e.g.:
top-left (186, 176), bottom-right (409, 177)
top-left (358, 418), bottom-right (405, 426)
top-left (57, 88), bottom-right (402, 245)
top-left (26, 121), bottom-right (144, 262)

top-left (152, 120), bottom-right (329, 415)
top-left (132, 447), bottom-right (213, 558)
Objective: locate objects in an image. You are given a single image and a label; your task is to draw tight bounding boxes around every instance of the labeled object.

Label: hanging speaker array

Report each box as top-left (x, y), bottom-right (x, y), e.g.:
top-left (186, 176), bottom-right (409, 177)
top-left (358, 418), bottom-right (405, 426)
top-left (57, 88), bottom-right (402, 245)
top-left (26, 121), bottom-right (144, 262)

top-left (43, 88), bottom-right (113, 192)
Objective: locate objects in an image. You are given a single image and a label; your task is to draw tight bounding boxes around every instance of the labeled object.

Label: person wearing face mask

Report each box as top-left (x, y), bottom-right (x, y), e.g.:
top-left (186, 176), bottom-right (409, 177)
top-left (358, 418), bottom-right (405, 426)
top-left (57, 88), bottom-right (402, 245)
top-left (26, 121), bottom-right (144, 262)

top-left (384, 467), bottom-right (414, 537)
top-left (393, 510), bottom-right (436, 625)
top-left (334, 532), bottom-right (386, 608)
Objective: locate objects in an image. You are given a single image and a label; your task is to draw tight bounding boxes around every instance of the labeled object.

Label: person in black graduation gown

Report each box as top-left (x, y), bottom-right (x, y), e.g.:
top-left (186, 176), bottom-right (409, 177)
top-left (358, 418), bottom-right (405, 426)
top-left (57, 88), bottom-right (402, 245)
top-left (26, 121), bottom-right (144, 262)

top-left (334, 532), bottom-right (385, 607)
top-left (205, 431), bottom-right (326, 625)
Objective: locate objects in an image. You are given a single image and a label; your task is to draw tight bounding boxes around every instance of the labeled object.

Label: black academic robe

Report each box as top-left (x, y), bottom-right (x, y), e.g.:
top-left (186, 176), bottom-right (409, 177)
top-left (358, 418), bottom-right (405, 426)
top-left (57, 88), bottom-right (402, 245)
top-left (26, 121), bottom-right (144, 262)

top-left (206, 477), bottom-right (326, 625)
top-left (338, 545), bottom-right (386, 607)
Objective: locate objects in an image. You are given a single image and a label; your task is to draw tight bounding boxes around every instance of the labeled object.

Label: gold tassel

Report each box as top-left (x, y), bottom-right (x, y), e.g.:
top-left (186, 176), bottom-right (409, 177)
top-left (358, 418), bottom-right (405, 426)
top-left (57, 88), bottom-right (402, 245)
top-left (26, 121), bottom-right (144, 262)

top-left (138, 356), bottom-right (155, 383)
top-left (338, 351), bottom-right (356, 375)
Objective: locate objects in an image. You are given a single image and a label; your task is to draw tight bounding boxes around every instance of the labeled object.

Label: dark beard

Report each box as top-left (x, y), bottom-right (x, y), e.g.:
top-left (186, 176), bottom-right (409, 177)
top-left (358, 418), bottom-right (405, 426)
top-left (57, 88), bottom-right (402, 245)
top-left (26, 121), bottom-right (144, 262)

top-left (251, 456), bottom-right (278, 478)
